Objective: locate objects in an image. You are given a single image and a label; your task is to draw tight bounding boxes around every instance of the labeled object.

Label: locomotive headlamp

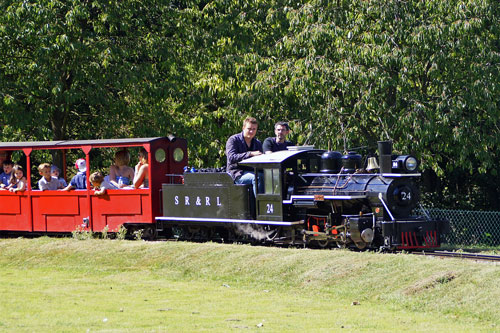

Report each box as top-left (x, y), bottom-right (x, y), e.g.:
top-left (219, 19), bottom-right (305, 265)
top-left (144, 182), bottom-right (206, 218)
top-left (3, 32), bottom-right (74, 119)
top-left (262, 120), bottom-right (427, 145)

top-left (392, 155), bottom-right (419, 173)
top-left (405, 156), bottom-right (418, 171)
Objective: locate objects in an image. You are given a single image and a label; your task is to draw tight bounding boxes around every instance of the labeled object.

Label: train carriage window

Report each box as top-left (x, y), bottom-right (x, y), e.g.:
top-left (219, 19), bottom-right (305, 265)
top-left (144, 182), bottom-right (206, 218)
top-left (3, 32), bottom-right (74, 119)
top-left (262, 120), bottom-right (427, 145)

top-left (155, 148), bottom-right (166, 163)
top-left (264, 168), bottom-right (281, 195)
top-left (173, 148), bottom-right (184, 162)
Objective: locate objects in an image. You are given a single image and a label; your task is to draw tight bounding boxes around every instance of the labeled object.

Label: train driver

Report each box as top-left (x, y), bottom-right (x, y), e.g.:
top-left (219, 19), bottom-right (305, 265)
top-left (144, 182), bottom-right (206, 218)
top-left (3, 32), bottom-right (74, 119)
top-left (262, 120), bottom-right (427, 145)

top-left (263, 121), bottom-right (294, 154)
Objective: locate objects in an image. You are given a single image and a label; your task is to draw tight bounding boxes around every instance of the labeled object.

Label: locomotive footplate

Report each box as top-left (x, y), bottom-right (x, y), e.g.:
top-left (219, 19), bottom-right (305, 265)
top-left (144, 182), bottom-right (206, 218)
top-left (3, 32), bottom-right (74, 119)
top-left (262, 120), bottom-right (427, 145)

top-left (156, 216), bottom-right (304, 229)
top-left (381, 218), bottom-right (450, 249)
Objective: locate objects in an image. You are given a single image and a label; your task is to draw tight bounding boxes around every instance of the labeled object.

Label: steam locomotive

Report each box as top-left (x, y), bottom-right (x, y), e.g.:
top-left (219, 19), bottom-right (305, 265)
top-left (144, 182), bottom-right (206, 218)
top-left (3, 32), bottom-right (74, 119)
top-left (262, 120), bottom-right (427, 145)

top-left (156, 141), bottom-right (450, 250)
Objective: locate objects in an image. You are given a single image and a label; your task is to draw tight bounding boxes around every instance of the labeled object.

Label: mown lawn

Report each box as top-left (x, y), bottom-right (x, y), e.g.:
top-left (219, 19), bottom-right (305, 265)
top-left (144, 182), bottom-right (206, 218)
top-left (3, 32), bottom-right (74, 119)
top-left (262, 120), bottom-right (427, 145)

top-left (0, 238), bottom-right (499, 332)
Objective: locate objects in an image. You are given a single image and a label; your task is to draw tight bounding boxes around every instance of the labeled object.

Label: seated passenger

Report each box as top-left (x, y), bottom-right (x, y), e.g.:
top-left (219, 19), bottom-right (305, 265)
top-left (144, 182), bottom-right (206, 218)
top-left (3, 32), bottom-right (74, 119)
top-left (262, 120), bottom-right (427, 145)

top-left (90, 171), bottom-right (117, 196)
top-left (109, 149), bottom-right (134, 188)
top-left (61, 159), bottom-right (87, 191)
top-left (38, 163), bottom-right (63, 191)
top-left (0, 160), bottom-right (14, 189)
top-left (132, 148), bottom-right (149, 188)
top-left (4, 164), bottom-right (27, 192)
top-left (51, 165), bottom-right (68, 187)
top-left (225, 116), bottom-right (262, 194)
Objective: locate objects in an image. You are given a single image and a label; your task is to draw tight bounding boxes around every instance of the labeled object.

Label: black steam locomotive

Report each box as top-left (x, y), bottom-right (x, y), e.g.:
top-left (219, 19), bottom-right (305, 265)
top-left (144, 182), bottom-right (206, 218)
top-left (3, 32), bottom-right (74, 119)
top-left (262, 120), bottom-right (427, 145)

top-left (156, 141), bottom-right (449, 250)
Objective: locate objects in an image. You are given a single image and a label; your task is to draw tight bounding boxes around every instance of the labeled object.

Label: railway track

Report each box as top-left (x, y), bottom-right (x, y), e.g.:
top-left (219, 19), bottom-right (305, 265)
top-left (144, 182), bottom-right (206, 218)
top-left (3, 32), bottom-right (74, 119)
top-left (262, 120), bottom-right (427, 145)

top-left (412, 250), bottom-right (500, 262)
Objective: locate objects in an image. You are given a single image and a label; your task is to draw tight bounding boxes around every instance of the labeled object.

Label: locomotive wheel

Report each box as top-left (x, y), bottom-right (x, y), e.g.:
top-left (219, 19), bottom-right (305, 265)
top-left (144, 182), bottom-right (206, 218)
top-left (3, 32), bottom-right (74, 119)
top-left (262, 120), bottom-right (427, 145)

top-left (336, 231), bottom-right (348, 248)
top-left (184, 226), bottom-right (195, 240)
top-left (354, 242), bottom-right (367, 250)
top-left (198, 227), bottom-right (209, 240)
top-left (317, 240), bottom-right (330, 248)
top-left (187, 226), bottom-right (200, 240)
top-left (336, 241), bottom-right (346, 249)
top-left (266, 227), bottom-right (281, 241)
top-left (142, 226), bottom-right (157, 241)
top-left (171, 226), bottom-right (184, 239)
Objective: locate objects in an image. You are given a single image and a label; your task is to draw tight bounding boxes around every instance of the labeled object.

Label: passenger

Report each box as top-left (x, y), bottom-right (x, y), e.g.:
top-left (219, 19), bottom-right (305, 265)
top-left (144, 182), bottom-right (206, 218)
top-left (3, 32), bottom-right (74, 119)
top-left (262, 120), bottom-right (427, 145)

top-left (89, 171), bottom-right (117, 196)
top-left (225, 116), bottom-right (262, 192)
top-left (263, 121), bottom-right (294, 154)
top-left (38, 163), bottom-right (63, 191)
top-left (51, 165), bottom-right (68, 187)
top-left (109, 149), bottom-right (134, 188)
top-left (61, 158), bottom-right (87, 191)
top-left (132, 148), bottom-right (149, 188)
top-left (0, 160), bottom-right (14, 189)
top-left (5, 165), bottom-right (27, 192)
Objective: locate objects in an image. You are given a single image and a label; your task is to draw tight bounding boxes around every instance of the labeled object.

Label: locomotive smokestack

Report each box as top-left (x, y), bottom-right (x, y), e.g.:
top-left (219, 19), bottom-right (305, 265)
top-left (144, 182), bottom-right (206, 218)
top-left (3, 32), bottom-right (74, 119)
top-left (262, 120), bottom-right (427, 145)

top-left (378, 141), bottom-right (392, 174)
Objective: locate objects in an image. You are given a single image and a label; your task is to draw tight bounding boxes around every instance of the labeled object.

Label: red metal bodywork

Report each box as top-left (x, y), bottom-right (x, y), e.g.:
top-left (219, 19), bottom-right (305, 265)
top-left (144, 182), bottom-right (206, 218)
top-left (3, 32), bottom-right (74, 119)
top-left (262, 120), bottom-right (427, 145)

top-left (0, 137), bottom-right (187, 233)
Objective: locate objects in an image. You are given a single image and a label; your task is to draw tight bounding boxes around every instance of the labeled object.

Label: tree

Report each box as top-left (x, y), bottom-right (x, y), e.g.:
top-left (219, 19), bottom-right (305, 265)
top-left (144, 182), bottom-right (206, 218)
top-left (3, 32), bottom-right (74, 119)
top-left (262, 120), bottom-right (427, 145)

top-left (1, 0), bottom-right (500, 209)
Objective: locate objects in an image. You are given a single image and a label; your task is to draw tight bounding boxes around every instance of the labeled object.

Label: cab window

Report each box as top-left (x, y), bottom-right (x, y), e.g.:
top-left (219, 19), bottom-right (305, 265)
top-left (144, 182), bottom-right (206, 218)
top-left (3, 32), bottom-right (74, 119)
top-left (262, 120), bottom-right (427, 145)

top-left (264, 168), bottom-right (281, 195)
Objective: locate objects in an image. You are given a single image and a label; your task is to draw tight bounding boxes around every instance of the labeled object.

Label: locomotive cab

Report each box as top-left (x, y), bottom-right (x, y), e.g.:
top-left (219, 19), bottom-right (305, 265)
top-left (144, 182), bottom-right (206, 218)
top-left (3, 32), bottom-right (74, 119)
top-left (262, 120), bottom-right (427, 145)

top-left (239, 148), bottom-right (324, 223)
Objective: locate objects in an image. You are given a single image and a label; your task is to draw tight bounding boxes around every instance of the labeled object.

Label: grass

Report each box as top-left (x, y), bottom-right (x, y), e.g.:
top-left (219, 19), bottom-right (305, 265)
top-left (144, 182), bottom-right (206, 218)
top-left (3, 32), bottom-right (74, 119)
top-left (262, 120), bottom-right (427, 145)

top-left (0, 238), bottom-right (499, 332)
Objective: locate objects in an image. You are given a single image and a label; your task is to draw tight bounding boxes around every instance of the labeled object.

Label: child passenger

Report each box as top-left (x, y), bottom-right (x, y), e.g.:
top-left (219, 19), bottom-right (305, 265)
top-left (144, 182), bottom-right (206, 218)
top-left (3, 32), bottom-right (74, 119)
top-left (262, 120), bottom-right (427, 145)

top-left (38, 163), bottom-right (63, 191)
top-left (62, 159), bottom-right (87, 191)
top-left (0, 160), bottom-right (14, 188)
top-left (51, 165), bottom-right (68, 187)
top-left (89, 171), bottom-right (117, 196)
top-left (6, 165), bottom-right (27, 192)
top-left (109, 150), bottom-right (134, 188)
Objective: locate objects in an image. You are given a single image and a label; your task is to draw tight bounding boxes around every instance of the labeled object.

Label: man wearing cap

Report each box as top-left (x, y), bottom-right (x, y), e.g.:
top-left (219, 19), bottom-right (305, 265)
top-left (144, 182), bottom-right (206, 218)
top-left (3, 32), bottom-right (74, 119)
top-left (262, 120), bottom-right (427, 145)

top-left (263, 121), bottom-right (294, 154)
top-left (62, 158), bottom-right (87, 190)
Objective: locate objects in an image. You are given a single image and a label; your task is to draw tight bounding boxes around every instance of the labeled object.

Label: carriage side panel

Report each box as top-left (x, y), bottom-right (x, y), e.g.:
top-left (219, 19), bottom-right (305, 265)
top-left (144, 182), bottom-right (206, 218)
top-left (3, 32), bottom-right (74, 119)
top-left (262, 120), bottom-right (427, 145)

top-left (0, 192), bottom-right (31, 231)
top-left (91, 189), bottom-right (152, 231)
top-left (31, 191), bottom-right (88, 232)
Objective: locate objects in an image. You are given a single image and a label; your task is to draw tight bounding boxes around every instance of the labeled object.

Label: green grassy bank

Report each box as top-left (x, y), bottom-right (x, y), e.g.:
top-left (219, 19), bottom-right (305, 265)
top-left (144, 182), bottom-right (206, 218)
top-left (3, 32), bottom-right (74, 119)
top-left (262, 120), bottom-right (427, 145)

top-left (0, 238), bottom-right (499, 332)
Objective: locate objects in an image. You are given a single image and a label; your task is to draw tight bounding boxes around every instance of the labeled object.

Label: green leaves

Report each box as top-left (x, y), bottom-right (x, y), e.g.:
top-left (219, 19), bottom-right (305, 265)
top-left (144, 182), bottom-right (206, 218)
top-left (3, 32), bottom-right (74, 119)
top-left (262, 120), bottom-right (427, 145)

top-left (0, 0), bottom-right (499, 209)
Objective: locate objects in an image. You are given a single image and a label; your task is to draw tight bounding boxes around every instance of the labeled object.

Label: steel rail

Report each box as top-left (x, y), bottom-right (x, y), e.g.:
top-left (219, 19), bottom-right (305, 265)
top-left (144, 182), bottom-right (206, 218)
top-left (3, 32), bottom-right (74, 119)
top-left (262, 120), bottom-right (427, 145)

top-left (412, 250), bottom-right (500, 262)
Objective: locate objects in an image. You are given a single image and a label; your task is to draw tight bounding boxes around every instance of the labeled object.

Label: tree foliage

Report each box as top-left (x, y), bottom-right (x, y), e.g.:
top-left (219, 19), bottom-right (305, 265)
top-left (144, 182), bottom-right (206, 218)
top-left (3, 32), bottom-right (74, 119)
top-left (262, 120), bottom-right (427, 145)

top-left (1, 0), bottom-right (499, 210)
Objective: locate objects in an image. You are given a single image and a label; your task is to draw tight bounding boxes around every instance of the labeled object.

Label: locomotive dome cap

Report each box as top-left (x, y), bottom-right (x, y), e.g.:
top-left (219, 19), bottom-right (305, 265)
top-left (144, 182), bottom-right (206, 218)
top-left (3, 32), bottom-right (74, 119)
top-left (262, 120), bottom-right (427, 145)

top-left (75, 159), bottom-right (86, 172)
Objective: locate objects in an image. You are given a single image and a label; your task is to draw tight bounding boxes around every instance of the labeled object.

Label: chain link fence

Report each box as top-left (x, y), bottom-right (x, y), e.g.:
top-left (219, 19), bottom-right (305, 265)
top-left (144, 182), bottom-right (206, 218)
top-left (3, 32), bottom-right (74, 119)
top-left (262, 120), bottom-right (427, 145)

top-left (417, 208), bottom-right (500, 246)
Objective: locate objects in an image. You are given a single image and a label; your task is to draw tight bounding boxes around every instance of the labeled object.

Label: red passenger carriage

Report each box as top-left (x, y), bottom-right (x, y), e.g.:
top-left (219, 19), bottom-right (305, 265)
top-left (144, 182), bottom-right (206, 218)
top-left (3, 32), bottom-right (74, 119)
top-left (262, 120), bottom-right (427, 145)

top-left (0, 137), bottom-right (187, 236)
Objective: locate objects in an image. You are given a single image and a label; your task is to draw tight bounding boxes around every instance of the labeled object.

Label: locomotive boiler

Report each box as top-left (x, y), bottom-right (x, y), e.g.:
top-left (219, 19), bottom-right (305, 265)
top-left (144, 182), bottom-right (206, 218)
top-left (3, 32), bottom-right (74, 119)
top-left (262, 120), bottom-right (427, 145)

top-left (156, 141), bottom-right (449, 250)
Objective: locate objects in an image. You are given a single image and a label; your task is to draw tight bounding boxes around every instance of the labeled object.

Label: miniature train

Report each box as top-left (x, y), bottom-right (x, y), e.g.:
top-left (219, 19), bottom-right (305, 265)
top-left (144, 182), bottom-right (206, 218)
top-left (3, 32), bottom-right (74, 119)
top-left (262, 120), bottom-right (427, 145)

top-left (0, 137), bottom-right (449, 250)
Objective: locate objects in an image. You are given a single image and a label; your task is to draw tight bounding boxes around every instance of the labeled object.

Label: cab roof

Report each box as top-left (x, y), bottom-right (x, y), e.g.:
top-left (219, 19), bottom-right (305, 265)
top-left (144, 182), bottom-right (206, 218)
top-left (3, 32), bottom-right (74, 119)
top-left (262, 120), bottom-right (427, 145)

top-left (0, 137), bottom-right (176, 151)
top-left (239, 149), bottom-right (324, 168)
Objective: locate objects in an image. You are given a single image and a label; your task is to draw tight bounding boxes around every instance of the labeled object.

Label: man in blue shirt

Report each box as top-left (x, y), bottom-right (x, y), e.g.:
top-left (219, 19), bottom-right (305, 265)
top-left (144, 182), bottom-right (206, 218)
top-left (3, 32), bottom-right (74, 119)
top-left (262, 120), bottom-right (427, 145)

top-left (226, 117), bottom-right (262, 191)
